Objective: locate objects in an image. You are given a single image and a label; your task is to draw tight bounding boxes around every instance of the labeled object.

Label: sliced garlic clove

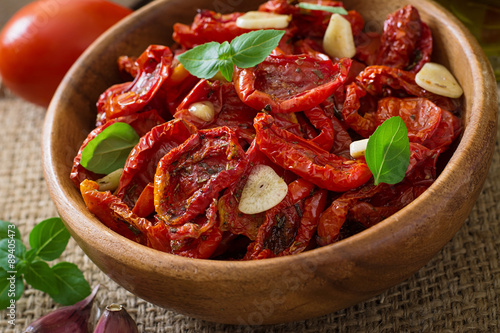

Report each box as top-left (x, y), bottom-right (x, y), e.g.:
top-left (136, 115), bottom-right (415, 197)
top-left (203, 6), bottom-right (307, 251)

top-left (350, 138), bottom-right (369, 159)
top-left (415, 62), bottom-right (463, 98)
top-left (238, 164), bottom-right (288, 214)
top-left (236, 11), bottom-right (291, 29)
top-left (188, 101), bottom-right (215, 122)
top-left (97, 168), bottom-right (124, 191)
top-left (323, 13), bottom-right (356, 59)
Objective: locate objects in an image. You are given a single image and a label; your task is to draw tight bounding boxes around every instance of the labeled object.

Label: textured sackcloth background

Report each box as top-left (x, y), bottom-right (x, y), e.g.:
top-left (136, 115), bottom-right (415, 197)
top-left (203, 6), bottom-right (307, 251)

top-left (0, 0), bottom-right (500, 332)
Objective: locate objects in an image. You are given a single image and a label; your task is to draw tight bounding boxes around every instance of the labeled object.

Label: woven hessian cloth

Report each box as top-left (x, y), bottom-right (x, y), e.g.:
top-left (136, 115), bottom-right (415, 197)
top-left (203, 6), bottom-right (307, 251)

top-left (0, 82), bottom-right (498, 332)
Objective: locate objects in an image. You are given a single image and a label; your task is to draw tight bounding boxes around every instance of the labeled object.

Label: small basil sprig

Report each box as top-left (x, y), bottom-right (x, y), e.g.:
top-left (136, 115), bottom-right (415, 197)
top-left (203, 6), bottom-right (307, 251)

top-left (177, 29), bottom-right (286, 81)
top-left (365, 116), bottom-right (411, 185)
top-left (81, 122), bottom-right (140, 175)
top-left (297, 3), bottom-right (348, 15)
top-left (0, 218), bottom-right (91, 310)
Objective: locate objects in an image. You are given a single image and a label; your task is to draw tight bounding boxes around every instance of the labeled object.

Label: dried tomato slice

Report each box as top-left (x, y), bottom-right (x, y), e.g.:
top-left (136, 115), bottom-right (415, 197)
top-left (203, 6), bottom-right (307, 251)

top-left (234, 55), bottom-right (351, 113)
top-left (154, 126), bottom-right (248, 226)
top-left (376, 5), bottom-right (432, 73)
top-left (375, 97), bottom-right (443, 145)
top-left (254, 112), bottom-right (372, 192)
top-left (244, 178), bottom-right (316, 260)
top-left (173, 10), bottom-right (248, 49)
top-left (70, 110), bottom-right (165, 188)
top-left (97, 45), bottom-right (173, 123)
top-left (115, 119), bottom-right (197, 209)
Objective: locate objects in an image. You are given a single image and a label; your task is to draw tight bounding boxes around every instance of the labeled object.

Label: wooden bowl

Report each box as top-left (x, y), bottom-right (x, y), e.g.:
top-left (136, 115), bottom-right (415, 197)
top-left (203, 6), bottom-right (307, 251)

top-left (42, 0), bottom-right (498, 325)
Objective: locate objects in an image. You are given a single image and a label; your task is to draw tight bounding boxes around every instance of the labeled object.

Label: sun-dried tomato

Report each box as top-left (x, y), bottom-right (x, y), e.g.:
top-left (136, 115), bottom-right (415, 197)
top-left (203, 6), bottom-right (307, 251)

top-left (154, 126), bottom-right (248, 226)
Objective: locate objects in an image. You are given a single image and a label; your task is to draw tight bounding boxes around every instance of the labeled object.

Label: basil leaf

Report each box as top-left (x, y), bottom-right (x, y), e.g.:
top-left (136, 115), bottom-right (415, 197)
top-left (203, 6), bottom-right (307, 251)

top-left (0, 238), bottom-right (26, 272)
top-left (230, 29), bottom-right (285, 68)
top-left (0, 268), bottom-right (24, 310)
top-left (81, 122), bottom-right (140, 175)
top-left (29, 217), bottom-right (71, 261)
top-left (365, 116), bottom-right (410, 185)
top-left (177, 41), bottom-right (222, 79)
top-left (50, 262), bottom-right (91, 305)
top-left (297, 3), bottom-right (348, 15)
top-left (0, 221), bottom-right (21, 240)
top-left (23, 260), bottom-right (59, 295)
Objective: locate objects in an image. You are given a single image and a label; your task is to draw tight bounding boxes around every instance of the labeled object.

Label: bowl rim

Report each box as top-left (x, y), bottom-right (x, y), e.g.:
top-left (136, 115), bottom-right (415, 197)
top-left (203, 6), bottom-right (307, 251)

top-left (42, 0), bottom-right (498, 279)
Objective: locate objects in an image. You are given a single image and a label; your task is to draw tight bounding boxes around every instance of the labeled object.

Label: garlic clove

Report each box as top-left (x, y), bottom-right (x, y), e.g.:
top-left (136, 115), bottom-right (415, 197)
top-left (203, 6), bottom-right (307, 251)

top-left (350, 138), bottom-right (369, 158)
top-left (415, 62), bottom-right (463, 98)
top-left (236, 11), bottom-right (291, 29)
top-left (97, 168), bottom-right (124, 192)
top-left (24, 285), bottom-right (99, 333)
top-left (93, 303), bottom-right (138, 333)
top-left (238, 164), bottom-right (288, 214)
top-left (188, 101), bottom-right (215, 122)
top-left (323, 13), bottom-right (356, 59)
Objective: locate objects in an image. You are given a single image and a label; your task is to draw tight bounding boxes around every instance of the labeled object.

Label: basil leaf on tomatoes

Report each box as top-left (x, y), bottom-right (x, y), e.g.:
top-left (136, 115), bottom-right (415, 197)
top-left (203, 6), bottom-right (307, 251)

top-left (365, 116), bottom-right (410, 185)
top-left (177, 29), bottom-right (285, 81)
top-left (80, 122), bottom-right (140, 174)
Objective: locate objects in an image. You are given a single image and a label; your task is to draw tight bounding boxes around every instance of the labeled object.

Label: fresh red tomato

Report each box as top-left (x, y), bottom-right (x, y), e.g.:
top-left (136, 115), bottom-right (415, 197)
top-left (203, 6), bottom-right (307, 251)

top-left (0, 0), bottom-right (132, 107)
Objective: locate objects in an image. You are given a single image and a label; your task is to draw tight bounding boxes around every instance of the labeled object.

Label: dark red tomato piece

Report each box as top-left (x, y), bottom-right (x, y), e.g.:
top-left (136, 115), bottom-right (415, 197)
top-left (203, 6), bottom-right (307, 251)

top-left (355, 31), bottom-right (381, 66)
top-left (70, 110), bottom-right (165, 188)
top-left (115, 119), bottom-right (197, 209)
top-left (254, 113), bottom-right (372, 192)
top-left (174, 79), bottom-right (223, 128)
top-left (245, 178), bottom-right (316, 260)
top-left (117, 55), bottom-right (139, 80)
top-left (234, 55), bottom-right (351, 113)
top-left (131, 183), bottom-right (155, 218)
top-left (97, 45), bottom-right (173, 123)
top-left (173, 10), bottom-right (249, 49)
top-left (0, 0), bottom-right (132, 107)
top-left (168, 199), bottom-right (222, 259)
top-left (376, 97), bottom-right (443, 145)
top-left (376, 5), bottom-right (432, 73)
top-left (422, 109), bottom-right (462, 150)
top-left (154, 127), bottom-right (248, 226)
top-left (342, 82), bottom-right (377, 138)
top-left (303, 106), bottom-right (335, 151)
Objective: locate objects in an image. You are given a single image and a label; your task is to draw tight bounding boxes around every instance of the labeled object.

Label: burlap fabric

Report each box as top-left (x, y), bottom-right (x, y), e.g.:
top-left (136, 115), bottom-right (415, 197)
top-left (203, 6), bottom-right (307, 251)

top-left (0, 79), bottom-right (498, 332)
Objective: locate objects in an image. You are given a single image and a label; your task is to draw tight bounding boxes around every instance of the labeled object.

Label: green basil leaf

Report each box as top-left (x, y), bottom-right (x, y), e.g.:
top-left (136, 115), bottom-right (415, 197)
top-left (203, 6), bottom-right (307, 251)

top-left (297, 3), bottom-right (348, 15)
top-left (80, 122), bottom-right (140, 175)
top-left (23, 260), bottom-right (58, 295)
top-left (177, 41), bottom-right (222, 79)
top-left (0, 268), bottom-right (24, 310)
top-left (50, 262), bottom-right (91, 305)
top-left (29, 217), bottom-right (71, 261)
top-left (230, 29), bottom-right (285, 68)
top-left (365, 116), bottom-right (410, 185)
top-left (0, 238), bottom-right (26, 272)
top-left (0, 221), bottom-right (21, 240)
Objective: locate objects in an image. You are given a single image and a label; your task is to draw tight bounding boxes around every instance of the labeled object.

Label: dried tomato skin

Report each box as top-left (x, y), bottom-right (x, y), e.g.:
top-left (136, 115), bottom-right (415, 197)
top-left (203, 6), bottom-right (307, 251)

top-left (154, 126), bottom-right (248, 226)
top-left (96, 45), bottom-right (173, 125)
top-left (234, 55), bottom-right (351, 113)
top-left (375, 5), bottom-right (432, 73)
top-left (115, 119), bottom-right (197, 209)
top-left (70, 110), bottom-right (165, 188)
top-left (173, 10), bottom-right (248, 49)
top-left (254, 113), bottom-right (372, 192)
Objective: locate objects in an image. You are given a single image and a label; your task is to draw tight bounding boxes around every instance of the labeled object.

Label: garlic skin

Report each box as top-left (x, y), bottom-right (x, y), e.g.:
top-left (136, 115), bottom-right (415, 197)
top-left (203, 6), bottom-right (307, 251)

top-left (93, 304), bottom-right (138, 333)
top-left (24, 285), bottom-right (99, 333)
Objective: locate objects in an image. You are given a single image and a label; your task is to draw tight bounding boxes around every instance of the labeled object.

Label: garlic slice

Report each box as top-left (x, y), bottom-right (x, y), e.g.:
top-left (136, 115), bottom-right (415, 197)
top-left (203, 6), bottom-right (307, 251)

top-left (350, 138), bottom-right (369, 159)
top-left (415, 62), bottom-right (463, 98)
top-left (188, 101), bottom-right (215, 122)
top-left (236, 11), bottom-right (291, 29)
top-left (238, 164), bottom-right (288, 214)
top-left (323, 13), bottom-right (356, 59)
top-left (97, 168), bottom-right (123, 191)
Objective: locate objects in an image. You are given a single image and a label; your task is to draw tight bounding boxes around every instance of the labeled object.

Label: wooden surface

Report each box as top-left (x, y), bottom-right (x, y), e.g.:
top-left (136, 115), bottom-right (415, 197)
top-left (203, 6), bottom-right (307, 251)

top-left (40, 0), bottom-right (498, 325)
